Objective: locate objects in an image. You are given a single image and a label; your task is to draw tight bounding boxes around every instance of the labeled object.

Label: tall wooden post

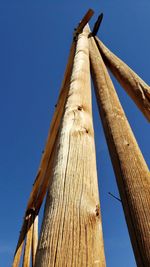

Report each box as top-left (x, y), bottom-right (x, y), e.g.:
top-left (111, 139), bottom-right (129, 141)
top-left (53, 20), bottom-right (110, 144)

top-left (95, 37), bottom-right (150, 122)
top-left (89, 35), bottom-right (150, 267)
top-left (12, 10), bottom-right (96, 267)
top-left (12, 40), bottom-right (77, 267)
top-left (35, 26), bottom-right (106, 267)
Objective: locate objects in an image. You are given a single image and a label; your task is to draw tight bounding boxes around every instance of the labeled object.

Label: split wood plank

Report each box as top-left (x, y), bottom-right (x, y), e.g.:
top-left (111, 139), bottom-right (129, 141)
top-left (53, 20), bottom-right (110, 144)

top-left (95, 37), bottom-right (150, 122)
top-left (32, 215), bottom-right (38, 267)
top-left (89, 34), bottom-right (150, 267)
top-left (34, 25), bottom-right (106, 267)
top-left (23, 216), bottom-right (33, 267)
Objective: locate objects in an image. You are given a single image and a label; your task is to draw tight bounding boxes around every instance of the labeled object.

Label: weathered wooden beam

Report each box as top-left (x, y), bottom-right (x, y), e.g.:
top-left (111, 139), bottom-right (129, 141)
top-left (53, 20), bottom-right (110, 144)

top-left (23, 216), bottom-right (33, 267)
top-left (26, 41), bottom-right (76, 212)
top-left (26, 8), bottom-right (94, 212)
top-left (74, 9), bottom-right (94, 35)
top-left (12, 9), bottom-right (95, 267)
top-left (12, 221), bottom-right (27, 267)
top-left (20, 9), bottom-right (95, 216)
top-left (95, 37), bottom-right (150, 121)
top-left (34, 138), bottom-right (57, 213)
top-left (89, 34), bottom-right (150, 267)
top-left (12, 40), bottom-right (76, 267)
top-left (32, 8), bottom-right (95, 214)
top-left (34, 25), bottom-right (106, 267)
top-left (12, 40), bottom-right (75, 266)
top-left (12, 241), bottom-right (24, 267)
top-left (32, 215), bottom-right (38, 267)
top-left (29, 8), bottom-right (95, 223)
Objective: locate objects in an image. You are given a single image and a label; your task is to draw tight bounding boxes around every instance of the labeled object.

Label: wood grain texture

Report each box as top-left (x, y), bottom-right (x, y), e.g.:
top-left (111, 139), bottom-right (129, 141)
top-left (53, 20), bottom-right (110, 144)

top-left (12, 221), bottom-right (26, 267)
top-left (89, 35), bottom-right (150, 267)
top-left (27, 41), bottom-right (76, 213)
top-left (34, 26), bottom-right (106, 267)
top-left (26, 9), bottom-right (94, 214)
top-left (95, 37), bottom-right (150, 122)
top-left (25, 8), bottom-right (94, 215)
top-left (12, 40), bottom-right (76, 267)
top-left (23, 216), bottom-right (33, 267)
top-left (12, 12), bottom-right (95, 266)
top-left (32, 215), bottom-right (38, 267)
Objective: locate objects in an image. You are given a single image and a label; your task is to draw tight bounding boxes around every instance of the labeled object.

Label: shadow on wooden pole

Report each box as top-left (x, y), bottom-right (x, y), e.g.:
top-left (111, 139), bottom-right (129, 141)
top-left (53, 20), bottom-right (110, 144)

top-left (89, 33), bottom-right (150, 267)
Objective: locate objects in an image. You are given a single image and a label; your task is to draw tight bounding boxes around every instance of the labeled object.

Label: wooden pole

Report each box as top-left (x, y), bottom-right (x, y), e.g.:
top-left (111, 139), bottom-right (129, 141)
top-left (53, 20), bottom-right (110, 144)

top-left (12, 36), bottom-right (76, 267)
top-left (12, 11), bottom-right (95, 267)
top-left (32, 215), bottom-right (38, 267)
top-left (34, 25), bottom-right (106, 267)
top-left (89, 34), bottom-right (150, 267)
top-left (12, 221), bottom-right (27, 267)
top-left (22, 216), bottom-right (33, 267)
top-left (95, 37), bottom-right (150, 122)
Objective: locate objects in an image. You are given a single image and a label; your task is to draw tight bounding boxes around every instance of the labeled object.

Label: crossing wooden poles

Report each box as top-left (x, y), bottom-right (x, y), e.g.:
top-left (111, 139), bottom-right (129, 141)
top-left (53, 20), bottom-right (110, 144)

top-left (95, 37), bottom-right (150, 121)
top-left (89, 34), bottom-right (150, 267)
top-left (12, 41), bottom-right (76, 267)
top-left (34, 25), bottom-right (106, 267)
top-left (12, 9), bottom-right (150, 267)
top-left (12, 9), bottom-right (96, 267)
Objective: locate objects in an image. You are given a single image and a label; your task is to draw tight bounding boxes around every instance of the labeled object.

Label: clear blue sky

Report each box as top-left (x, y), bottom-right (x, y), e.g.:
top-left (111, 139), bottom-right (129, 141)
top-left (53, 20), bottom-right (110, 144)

top-left (0, 1), bottom-right (149, 266)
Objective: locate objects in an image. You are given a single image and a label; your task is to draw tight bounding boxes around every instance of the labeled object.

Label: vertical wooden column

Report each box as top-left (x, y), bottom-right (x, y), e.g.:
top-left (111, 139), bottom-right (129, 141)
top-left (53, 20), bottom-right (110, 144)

top-left (89, 35), bottom-right (150, 267)
top-left (35, 26), bottom-right (106, 267)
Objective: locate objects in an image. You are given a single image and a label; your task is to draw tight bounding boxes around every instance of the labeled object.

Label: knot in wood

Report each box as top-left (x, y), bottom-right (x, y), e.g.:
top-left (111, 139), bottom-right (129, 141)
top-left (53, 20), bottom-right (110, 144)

top-left (77, 105), bottom-right (83, 111)
top-left (95, 204), bottom-right (100, 219)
